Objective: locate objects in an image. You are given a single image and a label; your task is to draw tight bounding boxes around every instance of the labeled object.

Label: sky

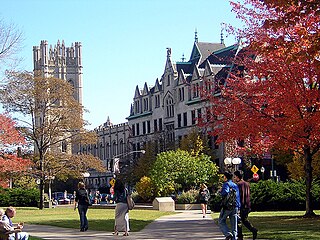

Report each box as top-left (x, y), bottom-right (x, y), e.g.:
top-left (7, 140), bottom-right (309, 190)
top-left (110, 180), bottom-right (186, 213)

top-left (0, 0), bottom-right (242, 130)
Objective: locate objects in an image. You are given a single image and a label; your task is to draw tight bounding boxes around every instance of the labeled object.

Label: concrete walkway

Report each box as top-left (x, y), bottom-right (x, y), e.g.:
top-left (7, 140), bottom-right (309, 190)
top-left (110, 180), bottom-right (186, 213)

top-left (25, 210), bottom-right (226, 240)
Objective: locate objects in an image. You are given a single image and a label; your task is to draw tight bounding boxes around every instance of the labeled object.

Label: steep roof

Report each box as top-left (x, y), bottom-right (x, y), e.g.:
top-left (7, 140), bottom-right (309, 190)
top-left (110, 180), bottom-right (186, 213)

top-left (190, 42), bottom-right (226, 65)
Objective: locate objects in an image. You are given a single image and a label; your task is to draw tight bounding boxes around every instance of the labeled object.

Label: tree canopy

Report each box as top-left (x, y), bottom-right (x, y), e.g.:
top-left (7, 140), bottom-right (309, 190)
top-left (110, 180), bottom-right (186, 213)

top-left (0, 113), bottom-right (32, 186)
top-left (149, 149), bottom-right (219, 197)
top-left (0, 71), bottom-right (105, 208)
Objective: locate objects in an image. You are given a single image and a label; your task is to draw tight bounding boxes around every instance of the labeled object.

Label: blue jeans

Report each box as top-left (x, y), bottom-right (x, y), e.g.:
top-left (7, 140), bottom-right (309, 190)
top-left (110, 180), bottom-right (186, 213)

top-left (78, 204), bottom-right (88, 230)
top-left (218, 207), bottom-right (238, 240)
top-left (9, 232), bottom-right (29, 240)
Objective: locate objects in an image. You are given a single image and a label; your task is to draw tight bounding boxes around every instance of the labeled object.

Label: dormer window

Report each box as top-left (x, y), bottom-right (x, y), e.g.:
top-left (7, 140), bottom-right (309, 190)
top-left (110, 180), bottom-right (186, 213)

top-left (165, 96), bottom-right (174, 117)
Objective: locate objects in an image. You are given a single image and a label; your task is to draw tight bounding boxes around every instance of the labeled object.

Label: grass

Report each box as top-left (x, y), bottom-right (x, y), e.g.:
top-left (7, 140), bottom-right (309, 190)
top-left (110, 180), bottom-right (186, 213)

top-left (10, 207), bottom-right (320, 240)
top-left (13, 207), bottom-right (172, 232)
top-left (212, 210), bottom-right (320, 240)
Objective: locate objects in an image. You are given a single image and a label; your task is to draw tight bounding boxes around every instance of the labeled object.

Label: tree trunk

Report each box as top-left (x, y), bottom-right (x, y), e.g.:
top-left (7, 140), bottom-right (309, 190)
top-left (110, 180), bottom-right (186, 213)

top-left (39, 154), bottom-right (44, 210)
top-left (304, 147), bottom-right (316, 217)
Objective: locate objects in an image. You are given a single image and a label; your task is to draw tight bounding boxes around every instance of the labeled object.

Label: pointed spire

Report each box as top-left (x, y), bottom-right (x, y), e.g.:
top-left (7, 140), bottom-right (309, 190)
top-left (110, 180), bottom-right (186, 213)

top-left (194, 28), bottom-right (198, 43)
top-left (220, 23), bottom-right (225, 45)
top-left (181, 53), bottom-right (185, 62)
top-left (220, 28), bottom-right (224, 44)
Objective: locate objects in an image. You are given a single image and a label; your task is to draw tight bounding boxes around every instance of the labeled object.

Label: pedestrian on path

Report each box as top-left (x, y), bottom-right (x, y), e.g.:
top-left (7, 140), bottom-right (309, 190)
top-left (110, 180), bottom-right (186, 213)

top-left (234, 170), bottom-right (258, 240)
top-left (218, 171), bottom-right (240, 240)
top-left (113, 179), bottom-right (130, 237)
top-left (199, 183), bottom-right (210, 218)
top-left (74, 182), bottom-right (90, 232)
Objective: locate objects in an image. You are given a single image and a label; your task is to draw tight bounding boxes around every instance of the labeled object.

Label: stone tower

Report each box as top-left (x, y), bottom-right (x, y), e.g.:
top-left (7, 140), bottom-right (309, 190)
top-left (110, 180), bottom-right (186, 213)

top-left (33, 40), bottom-right (83, 154)
top-left (33, 40), bottom-right (83, 105)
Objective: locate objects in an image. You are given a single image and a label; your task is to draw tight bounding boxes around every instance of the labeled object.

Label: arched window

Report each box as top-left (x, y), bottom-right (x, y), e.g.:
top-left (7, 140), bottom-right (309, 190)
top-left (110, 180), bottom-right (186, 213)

top-left (165, 96), bottom-right (174, 118)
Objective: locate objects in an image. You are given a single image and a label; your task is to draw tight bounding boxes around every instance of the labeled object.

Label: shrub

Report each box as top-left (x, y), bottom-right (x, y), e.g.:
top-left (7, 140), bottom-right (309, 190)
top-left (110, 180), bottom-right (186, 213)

top-left (135, 176), bottom-right (154, 202)
top-left (175, 189), bottom-right (199, 204)
top-left (250, 179), bottom-right (320, 211)
top-left (0, 187), bottom-right (39, 207)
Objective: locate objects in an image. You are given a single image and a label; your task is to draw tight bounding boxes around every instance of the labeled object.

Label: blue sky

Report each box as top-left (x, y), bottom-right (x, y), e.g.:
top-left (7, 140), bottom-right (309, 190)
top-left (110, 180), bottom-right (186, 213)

top-left (1, 0), bottom-right (241, 129)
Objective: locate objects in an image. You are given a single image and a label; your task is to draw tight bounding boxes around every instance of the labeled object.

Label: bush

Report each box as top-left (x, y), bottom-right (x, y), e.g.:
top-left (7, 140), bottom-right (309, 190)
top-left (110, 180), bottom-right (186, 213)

top-left (0, 187), bottom-right (39, 207)
top-left (175, 189), bottom-right (199, 204)
top-left (250, 179), bottom-right (320, 211)
top-left (135, 176), bottom-right (154, 202)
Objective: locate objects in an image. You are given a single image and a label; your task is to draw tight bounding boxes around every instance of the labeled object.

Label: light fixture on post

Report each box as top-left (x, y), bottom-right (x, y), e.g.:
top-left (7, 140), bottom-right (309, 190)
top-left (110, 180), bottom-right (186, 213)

top-left (224, 157), bottom-right (242, 172)
top-left (232, 157), bottom-right (242, 171)
top-left (112, 150), bottom-right (146, 177)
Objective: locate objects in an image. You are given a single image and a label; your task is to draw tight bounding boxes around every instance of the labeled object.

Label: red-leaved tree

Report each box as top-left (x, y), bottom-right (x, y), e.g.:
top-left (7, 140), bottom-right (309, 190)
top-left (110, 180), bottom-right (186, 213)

top-left (202, 0), bottom-right (319, 217)
top-left (0, 113), bottom-right (32, 187)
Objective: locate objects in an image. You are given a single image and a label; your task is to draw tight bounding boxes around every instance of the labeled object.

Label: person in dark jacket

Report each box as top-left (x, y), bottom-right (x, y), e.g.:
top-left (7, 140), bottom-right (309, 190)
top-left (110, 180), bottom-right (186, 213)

top-left (234, 170), bottom-right (258, 240)
top-left (74, 182), bottom-right (90, 232)
top-left (218, 171), bottom-right (240, 240)
top-left (112, 179), bottom-right (129, 236)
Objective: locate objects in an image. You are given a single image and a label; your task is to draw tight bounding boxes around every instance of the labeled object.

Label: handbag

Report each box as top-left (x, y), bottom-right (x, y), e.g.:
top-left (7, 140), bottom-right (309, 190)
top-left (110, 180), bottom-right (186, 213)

top-left (126, 194), bottom-right (135, 210)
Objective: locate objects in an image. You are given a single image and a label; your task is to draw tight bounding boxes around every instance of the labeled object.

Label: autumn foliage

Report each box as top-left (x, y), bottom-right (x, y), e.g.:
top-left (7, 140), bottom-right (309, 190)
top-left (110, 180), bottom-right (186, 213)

top-left (201, 0), bottom-right (319, 216)
top-left (0, 114), bottom-right (32, 187)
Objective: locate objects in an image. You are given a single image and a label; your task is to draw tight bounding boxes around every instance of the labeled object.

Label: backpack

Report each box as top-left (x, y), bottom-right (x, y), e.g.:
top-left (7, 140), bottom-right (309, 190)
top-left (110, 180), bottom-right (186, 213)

top-left (221, 182), bottom-right (236, 210)
top-left (126, 194), bottom-right (135, 210)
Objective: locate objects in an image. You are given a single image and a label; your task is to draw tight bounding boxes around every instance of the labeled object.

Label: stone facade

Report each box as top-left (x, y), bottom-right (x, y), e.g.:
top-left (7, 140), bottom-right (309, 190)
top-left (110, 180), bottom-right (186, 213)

top-left (79, 37), bottom-right (240, 190)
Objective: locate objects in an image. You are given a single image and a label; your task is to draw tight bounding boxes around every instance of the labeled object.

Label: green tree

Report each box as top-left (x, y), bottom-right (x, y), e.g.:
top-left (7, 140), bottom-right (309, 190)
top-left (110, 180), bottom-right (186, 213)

top-left (150, 149), bottom-right (219, 197)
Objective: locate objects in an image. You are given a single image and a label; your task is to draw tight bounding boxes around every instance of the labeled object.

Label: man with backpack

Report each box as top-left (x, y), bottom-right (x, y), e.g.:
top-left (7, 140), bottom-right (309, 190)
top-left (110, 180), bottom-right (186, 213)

top-left (218, 171), bottom-right (240, 240)
top-left (234, 170), bottom-right (258, 240)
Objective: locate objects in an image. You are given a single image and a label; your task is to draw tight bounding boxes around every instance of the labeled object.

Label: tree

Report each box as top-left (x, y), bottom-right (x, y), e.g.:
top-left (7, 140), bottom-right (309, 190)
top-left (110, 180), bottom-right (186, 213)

top-left (149, 149), bottom-right (219, 197)
top-left (0, 71), bottom-right (105, 209)
top-left (0, 113), bottom-right (32, 187)
top-left (0, 20), bottom-right (23, 71)
top-left (202, 0), bottom-right (319, 217)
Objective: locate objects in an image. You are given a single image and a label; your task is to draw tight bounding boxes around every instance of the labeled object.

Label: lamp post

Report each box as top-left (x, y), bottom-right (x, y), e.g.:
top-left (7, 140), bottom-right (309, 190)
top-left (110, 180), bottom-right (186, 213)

top-left (112, 150), bottom-right (146, 177)
top-left (224, 157), bottom-right (242, 172)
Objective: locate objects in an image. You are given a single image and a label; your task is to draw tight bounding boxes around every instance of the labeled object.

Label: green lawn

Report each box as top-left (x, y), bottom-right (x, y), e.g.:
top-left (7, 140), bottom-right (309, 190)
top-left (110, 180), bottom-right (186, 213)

top-left (212, 210), bottom-right (320, 240)
top-left (11, 207), bottom-right (320, 240)
top-left (13, 207), bottom-right (172, 232)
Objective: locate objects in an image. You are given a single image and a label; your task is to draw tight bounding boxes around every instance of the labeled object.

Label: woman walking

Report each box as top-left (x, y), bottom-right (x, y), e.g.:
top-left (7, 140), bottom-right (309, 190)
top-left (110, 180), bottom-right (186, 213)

top-left (199, 183), bottom-right (210, 218)
top-left (113, 179), bottom-right (130, 236)
top-left (74, 182), bottom-right (90, 232)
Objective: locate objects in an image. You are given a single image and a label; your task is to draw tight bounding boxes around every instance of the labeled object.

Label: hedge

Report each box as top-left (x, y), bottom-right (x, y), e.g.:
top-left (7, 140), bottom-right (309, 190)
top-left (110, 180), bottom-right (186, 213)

top-left (0, 187), bottom-right (40, 207)
top-left (209, 179), bottom-right (320, 212)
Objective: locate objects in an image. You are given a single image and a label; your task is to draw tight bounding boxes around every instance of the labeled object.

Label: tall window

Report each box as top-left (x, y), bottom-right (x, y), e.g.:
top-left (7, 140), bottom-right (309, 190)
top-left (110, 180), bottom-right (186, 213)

top-left (191, 110), bottom-right (196, 125)
top-left (143, 121), bottom-right (146, 134)
top-left (167, 75), bottom-right (170, 86)
top-left (154, 119), bottom-right (158, 132)
top-left (177, 114), bottom-right (181, 128)
top-left (183, 112), bottom-right (187, 126)
top-left (136, 123), bottom-right (140, 135)
top-left (159, 118), bottom-right (163, 131)
top-left (155, 95), bottom-right (160, 108)
top-left (179, 87), bottom-right (185, 101)
top-left (143, 98), bottom-right (148, 111)
top-left (165, 96), bottom-right (174, 118)
top-left (135, 100), bottom-right (140, 113)
top-left (147, 121), bottom-right (151, 133)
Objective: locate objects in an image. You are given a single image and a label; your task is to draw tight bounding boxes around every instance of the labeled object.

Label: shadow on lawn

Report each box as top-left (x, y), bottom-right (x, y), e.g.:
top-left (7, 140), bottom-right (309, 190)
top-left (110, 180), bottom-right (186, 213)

top-left (34, 219), bottom-right (152, 232)
top-left (248, 215), bottom-right (320, 240)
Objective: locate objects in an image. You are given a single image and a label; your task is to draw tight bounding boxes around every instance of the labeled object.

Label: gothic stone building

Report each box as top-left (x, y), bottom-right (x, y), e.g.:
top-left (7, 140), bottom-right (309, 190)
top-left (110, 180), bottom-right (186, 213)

top-left (33, 40), bottom-right (83, 154)
top-left (80, 37), bottom-right (240, 191)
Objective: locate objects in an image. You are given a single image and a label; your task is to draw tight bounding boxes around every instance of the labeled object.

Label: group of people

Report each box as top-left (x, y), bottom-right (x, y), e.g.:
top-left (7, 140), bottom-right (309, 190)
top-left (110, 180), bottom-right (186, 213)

top-left (0, 207), bottom-right (29, 240)
top-left (218, 170), bottom-right (258, 240)
top-left (74, 179), bottom-right (130, 236)
top-left (74, 171), bottom-right (256, 239)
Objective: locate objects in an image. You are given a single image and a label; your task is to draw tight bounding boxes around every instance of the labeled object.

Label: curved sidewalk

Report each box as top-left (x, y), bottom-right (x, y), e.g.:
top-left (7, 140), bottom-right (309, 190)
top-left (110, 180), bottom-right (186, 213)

top-left (26, 210), bottom-right (225, 240)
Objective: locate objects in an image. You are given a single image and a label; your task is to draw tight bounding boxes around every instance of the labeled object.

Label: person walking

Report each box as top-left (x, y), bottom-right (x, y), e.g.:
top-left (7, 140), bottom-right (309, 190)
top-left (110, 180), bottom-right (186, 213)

top-left (2, 207), bottom-right (29, 240)
top-left (199, 183), bottom-right (210, 218)
top-left (113, 179), bottom-right (130, 236)
top-left (74, 182), bottom-right (90, 232)
top-left (218, 171), bottom-right (240, 240)
top-left (234, 170), bottom-right (258, 240)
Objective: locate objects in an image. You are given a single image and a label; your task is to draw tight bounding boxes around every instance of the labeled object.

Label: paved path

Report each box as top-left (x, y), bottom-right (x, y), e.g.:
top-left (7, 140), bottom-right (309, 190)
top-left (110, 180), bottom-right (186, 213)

top-left (25, 210), bottom-right (226, 240)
